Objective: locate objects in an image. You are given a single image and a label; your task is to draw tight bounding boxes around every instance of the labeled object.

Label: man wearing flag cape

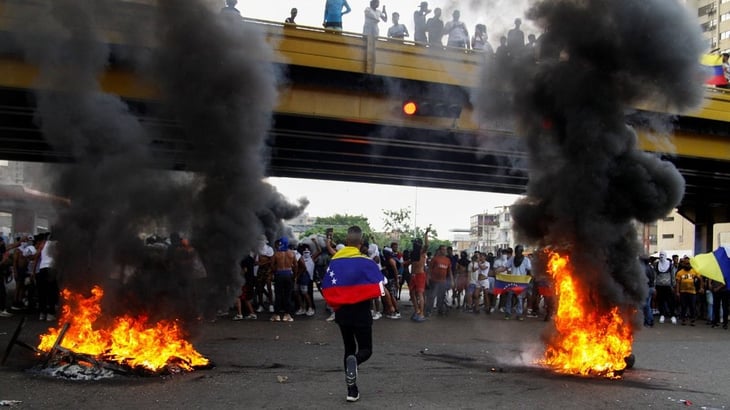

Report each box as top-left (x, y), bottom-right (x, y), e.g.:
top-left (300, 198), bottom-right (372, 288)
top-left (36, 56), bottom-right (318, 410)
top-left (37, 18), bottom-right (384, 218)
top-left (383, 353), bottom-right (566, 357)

top-left (321, 226), bottom-right (385, 403)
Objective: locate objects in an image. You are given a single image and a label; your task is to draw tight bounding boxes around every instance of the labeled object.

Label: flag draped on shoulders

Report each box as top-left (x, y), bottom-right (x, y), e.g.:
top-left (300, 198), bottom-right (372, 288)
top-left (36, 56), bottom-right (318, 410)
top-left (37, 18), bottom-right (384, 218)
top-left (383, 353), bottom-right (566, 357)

top-left (493, 273), bottom-right (532, 295)
top-left (321, 246), bottom-right (384, 311)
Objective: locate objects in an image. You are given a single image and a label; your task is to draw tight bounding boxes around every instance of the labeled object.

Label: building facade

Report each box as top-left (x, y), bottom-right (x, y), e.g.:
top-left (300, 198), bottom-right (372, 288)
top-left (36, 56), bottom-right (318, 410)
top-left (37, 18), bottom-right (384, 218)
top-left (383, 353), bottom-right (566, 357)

top-left (692, 0), bottom-right (730, 53)
top-left (469, 206), bottom-right (513, 254)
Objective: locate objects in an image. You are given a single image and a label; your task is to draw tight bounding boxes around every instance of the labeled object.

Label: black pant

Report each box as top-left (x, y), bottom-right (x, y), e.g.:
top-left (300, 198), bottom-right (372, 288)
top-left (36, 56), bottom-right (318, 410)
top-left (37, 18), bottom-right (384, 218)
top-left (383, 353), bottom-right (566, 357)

top-left (273, 274), bottom-right (293, 315)
top-left (656, 285), bottom-right (676, 317)
top-left (338, 324), bottom-right (372, 369)
top-left (37, 268), bottom-right (59, 315)
top-left (713, 289), bottom-right (729, 326)
top-left (678, 292), bottom-right (696, 321)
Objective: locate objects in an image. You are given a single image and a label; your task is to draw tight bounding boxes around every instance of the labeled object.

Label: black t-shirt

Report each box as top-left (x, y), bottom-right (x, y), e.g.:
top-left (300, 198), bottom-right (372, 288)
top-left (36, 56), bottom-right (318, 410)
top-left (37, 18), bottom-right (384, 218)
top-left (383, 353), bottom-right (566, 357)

top-left (335, 300), bottom-right (373, 327)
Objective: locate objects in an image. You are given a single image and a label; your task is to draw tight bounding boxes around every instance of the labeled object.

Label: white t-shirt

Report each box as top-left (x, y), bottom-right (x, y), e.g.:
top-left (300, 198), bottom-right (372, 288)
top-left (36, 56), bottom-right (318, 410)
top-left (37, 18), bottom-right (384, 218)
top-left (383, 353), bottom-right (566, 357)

top-left (469, 261), bottom-right (480, 285)
top-left (39, 240), bottom-right (55, 269)
top-left (509, 256), bottom-right (532, 275)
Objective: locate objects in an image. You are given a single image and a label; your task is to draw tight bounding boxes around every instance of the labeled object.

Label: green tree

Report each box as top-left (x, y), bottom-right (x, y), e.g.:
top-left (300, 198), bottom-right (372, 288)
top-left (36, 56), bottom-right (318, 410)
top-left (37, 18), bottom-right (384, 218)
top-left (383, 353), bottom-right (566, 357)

top-left (300, 214), bottom-right (374, 244)
top-left (382, 207), bottom-right (412, 235)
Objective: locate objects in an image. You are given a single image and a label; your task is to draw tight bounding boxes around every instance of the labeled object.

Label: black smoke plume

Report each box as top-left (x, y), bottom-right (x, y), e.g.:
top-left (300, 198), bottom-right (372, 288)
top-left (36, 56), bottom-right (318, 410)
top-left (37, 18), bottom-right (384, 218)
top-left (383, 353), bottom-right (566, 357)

top-left (7, 0), bottom-right (307, 320)
top-left (476, 0), bottom-right (704, 316)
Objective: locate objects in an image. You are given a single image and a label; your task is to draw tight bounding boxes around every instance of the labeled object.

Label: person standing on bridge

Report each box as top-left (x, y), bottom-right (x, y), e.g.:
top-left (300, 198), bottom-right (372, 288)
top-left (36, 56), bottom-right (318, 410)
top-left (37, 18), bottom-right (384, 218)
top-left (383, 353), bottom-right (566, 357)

top-left (363, 0), bottom-right (387, 38)
top-left (285, 8), bottom-right (298, 24)
top-left (387, 12), bottom-right (409, 40)
top-left (443, 10), bottom-right (469, 50)
top-left (425, 7), bottom-right (443, 47)
top-left (220, 0), bottom-right (241, 17)
top-left (413, 2), bottom-right (430, 43)
top-left (324, 0), bottom-right (352, 31)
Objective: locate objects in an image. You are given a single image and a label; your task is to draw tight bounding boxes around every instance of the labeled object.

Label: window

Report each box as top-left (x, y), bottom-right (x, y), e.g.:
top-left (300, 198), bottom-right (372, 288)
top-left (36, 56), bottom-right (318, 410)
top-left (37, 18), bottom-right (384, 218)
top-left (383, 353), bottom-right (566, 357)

top-left (662, 216), bottom-right (675, 222)
top-left (699, 3), bottom-right (716, 16)
top-left (662, 234), bottom-right (675, 239)
top-left (722, 13), bottom-right (730, 22)
top-left (721, 30), bottom-right (730, 40)
top-left (702, 19), bottom-right (717, 32)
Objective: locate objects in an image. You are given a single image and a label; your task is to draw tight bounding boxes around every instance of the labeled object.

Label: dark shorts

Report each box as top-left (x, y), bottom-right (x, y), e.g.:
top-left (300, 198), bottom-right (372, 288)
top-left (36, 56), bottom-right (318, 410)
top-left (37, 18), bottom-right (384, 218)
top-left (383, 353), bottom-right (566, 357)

top-left (324, 22), bottom-right (342, 29)
top-left (239, 284), bottom-right (254, 301)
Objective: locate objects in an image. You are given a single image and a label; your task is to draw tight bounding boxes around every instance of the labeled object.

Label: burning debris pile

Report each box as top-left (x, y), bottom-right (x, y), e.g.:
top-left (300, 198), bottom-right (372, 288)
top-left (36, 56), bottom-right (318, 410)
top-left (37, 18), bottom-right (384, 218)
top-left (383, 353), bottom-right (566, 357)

top-left (36, 286), bottom-right (210, 378)
top-left (476, 0), bottom-right (706, 377)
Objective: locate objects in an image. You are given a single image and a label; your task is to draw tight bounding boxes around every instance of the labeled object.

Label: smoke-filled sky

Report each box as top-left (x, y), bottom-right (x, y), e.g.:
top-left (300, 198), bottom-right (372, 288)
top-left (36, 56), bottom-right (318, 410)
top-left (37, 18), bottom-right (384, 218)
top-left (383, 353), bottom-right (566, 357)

top-left (474, 0), bottom-right (705, 318)
top-left (240, 0), bottom-right (539, 44)
top-left (6, 0), bottom-right (307, 320)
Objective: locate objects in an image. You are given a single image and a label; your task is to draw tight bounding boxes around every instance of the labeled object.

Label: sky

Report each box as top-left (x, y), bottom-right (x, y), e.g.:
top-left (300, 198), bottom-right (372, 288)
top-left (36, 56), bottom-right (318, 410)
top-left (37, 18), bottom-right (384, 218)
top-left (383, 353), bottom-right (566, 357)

top-left (237, 0), bottom-right (540, 44)
top-left (267, 177), bottom-right (521, 239)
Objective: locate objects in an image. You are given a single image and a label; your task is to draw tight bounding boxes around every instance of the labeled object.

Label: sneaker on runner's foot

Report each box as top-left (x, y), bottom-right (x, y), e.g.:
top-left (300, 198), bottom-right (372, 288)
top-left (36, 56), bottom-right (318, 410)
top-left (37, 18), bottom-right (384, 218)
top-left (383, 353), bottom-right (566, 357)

top-left (346, 384), bottom-right (360, 402)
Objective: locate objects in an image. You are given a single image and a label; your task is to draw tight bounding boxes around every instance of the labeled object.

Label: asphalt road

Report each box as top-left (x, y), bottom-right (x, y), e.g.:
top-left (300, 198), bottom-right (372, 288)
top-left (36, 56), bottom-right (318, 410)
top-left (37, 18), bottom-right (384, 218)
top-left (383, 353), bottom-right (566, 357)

top-left (1, 298), bottom-right (729, 410)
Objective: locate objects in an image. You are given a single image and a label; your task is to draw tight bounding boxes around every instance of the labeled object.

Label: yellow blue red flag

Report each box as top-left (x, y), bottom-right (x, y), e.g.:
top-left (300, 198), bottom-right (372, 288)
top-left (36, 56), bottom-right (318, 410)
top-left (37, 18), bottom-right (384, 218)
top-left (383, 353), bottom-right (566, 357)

top-left (701, 54), bottom-right (728, 86)
top-left (321, 246), bottom-right (384, 311)
top-left (494, 273), bottom-right (532, 295)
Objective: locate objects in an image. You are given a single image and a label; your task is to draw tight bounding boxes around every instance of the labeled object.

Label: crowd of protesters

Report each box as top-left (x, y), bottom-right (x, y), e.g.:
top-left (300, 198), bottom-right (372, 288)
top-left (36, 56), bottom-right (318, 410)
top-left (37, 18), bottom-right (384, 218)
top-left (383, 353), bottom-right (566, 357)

top-left (2, 228), bottom-right (727, 334)
top-left (229, 227), bottom-right (551, 324)
top-left (0, 233), bottom-right (58, 320)
top-left (642, 251), bottom-right (729, 329)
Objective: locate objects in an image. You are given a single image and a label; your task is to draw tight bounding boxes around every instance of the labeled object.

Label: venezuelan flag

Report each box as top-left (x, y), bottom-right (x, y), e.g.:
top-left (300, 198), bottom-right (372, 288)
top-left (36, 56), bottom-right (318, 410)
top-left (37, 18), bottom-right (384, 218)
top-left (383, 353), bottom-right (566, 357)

top-left (691, 246), bottom-right (730, 287)
top-left (701, 54), bottom-right (728, 86)
top-left (494, 273), bottom-right (533, 295)
top-left (321, 246), bottom-right (384, 311)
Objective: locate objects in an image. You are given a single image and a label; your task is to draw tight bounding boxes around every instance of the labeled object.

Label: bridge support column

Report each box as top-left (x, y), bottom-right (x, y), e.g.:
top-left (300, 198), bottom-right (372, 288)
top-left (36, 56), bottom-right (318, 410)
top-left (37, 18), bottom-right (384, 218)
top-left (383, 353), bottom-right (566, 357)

top-left (693, 205), bottom-right (715, 255)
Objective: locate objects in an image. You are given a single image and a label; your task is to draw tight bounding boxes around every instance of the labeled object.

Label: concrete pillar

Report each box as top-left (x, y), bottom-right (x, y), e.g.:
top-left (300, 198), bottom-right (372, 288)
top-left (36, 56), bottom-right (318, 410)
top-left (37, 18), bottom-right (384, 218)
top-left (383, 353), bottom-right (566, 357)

top-left (693, 205), bottom-right (714, 254)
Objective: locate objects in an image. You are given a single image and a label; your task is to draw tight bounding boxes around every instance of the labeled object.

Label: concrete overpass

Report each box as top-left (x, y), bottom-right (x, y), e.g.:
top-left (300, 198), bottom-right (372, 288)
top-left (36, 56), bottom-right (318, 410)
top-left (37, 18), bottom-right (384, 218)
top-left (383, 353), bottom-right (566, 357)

top-left (0, 1), bottom-right (729, 244)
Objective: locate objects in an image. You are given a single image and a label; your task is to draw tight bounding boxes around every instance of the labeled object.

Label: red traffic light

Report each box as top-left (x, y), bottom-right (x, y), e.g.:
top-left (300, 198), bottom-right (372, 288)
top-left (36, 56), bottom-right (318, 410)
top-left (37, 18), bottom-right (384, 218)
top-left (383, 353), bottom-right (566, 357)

top-left (403, 101), bottom-right (418, 116)
top-left (401, 98), bottom-right (462, 118)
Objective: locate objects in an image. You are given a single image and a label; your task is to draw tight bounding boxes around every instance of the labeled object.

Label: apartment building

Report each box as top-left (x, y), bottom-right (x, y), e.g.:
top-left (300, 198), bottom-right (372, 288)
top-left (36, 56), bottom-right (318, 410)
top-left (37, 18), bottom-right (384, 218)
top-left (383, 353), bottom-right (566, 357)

top-left (692, 0), bottom-right (730, 52)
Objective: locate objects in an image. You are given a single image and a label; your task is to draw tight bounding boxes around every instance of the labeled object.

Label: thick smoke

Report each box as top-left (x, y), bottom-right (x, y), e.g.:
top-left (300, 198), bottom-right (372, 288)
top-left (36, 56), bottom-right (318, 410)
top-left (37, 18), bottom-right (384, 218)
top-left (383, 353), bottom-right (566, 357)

top-left (8, 0), bottom-right (307, 320)
top-left (477, 0), bottom-right (704, 315)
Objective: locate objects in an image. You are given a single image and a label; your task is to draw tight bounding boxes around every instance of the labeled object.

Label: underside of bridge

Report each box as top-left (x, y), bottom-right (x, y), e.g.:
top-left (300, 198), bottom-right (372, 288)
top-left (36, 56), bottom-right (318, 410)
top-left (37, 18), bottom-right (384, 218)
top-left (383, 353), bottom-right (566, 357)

top-left (1, 83), bottom-right (729, 229)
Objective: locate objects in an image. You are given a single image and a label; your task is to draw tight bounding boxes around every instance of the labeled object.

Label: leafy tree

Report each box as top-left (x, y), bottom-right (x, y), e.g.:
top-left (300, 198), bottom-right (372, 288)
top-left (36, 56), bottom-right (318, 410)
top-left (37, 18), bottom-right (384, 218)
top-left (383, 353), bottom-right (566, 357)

top-left (300, 214), bottom-right (373, 244)
top-left (382, 207), bottom-right (412, 235)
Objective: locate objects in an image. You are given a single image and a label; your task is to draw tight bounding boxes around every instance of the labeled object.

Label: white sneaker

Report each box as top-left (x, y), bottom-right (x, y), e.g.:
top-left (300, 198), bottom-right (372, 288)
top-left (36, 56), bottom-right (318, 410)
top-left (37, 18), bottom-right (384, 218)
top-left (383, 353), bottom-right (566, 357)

top-left (245, 314), bottom-right (257, 320)
top-left (326, 312), bottom-right (336, 322)
top-left (671, 316), bottom-right (677, 325)
top-left (306, 308), bottom-right (315, 316)
top-left (372, 312), bottom-right (382, 320)
top-left (295, 308), bottom-right (306, 316)
top-left (39, 313), bottom-right (46, 321)
top-left (268, 305), bottom-right (275, 313)
top-left (46, 314), bottom-right (56, 322)
top-left (0, 310), bottom-right (13, 318)
top-left (659, 315), bottom-right (665, 324)
top-left (256, 306), bottom-right (264, 313)
top-left (232, 314), bottom-right (244, 321)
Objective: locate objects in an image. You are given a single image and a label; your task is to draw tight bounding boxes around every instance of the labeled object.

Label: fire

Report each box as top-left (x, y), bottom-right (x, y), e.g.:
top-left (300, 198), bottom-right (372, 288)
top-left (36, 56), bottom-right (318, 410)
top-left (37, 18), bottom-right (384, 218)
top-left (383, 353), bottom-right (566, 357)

top-left (38, 286), bottom-right (209, 372)
top-left (541, 252), bottom-right (633, 378)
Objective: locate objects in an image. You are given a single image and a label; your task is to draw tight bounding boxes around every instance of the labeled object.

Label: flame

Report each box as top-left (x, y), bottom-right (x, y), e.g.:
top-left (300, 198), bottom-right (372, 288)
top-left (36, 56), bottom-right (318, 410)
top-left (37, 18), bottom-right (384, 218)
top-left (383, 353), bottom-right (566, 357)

top-left (541, 252), bottom-right (633, 378)
top-left (37, 286), bottom-right (209, 372)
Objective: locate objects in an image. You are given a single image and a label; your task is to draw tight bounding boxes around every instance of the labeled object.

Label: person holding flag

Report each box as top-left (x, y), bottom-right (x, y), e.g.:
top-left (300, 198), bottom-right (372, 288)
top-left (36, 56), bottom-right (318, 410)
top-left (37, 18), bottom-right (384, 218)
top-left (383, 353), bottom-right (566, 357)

top-left (321, 226), bottom-right (385, 403)
top-left (498, 245), bottom-right (532, 321)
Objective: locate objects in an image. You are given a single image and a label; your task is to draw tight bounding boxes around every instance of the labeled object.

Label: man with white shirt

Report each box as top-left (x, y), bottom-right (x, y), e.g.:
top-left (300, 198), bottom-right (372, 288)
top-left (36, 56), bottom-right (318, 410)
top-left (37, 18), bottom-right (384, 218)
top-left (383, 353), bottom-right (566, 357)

top-left (443, 10), bottom-right (469, 49)
top-left (504, 245), bottom-right (531, 320)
